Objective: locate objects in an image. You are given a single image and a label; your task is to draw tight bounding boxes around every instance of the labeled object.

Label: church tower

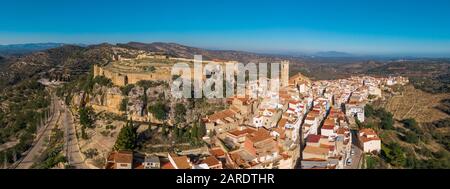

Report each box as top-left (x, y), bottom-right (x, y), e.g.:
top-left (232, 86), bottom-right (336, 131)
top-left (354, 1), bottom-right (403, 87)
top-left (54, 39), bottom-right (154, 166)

top-left (281, 61), bottom-right (290, 87)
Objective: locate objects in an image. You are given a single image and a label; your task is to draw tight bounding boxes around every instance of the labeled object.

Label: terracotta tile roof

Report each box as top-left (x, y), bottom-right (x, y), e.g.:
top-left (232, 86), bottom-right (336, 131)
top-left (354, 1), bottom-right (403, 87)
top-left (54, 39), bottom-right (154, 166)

top-left (228, 128), bottom-right (256, 137)
top-left (247, 129), bottom-right (272, 143)
top-left (360, 128), bottom-right (377, 136)
top-left (337, 127), bottom-right (348, 135)
top-left (281, 153), bottom-right (291, 160)
top-left (202, 156), bottom-right (221, 167)
top-left (303, 146), bottom-right (329, 155)
top-left (305, 116), bottom-right (316, 121)
top-left (230, 105), bottom-right (241, 113)
top-left (273, 127), bottom-right (286, 139)
top-left (289, 100), bottom-right (301, 104)
top-left (207, 109), bottom-right (238, 122)
top-left (172, 156), bottom-right (191, 169)
top-left (109, 151), bottom-right (133, 164)
top-left (278, 118), bottom-right (288, 128)
top-left (324, 119), bottom-right (335, 126)
top-left (306, 134), bottom-right (321, 143)
top-left (360, 136), bottom-right (381, 143)
top-left (134, 163), bottom-right (145, 169)
top-left (210, 148), bottom-right (226, 157)
top-left (161, 162), bottom-right (175, 169)
top-left (321, 124), bottom-right (334, 130)
top-left (267, 109), bottom-right (277, 113)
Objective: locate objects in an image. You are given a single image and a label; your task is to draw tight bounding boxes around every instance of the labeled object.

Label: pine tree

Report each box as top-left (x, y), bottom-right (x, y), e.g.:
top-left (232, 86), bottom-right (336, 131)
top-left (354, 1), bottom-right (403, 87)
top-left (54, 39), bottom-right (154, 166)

top-left (191, 124), bottom-right (198, 140)
top-left (114, 120), bottom-right (137, 151)
top-left (198, 121), bottom-right (207, 139)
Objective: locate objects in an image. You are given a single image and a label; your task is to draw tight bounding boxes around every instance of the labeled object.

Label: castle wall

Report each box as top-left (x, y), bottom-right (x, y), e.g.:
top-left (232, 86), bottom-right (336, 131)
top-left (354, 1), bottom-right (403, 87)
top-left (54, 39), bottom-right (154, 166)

top-left (93, 65), bottom-right (171, 87)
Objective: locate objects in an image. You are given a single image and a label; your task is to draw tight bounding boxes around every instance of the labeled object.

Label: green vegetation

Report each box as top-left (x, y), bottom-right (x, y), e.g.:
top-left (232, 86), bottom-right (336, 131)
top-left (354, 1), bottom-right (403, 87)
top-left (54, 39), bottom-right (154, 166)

top-left (114, 120), bottom-right (137, 151)
top-left (120, 98), bottom-right (129, 112)
top-left (172, 124), bottom-right (204, 146)
top-left (148, 102), bottom-right (169, 121)
top-left (410, 74), bottom-right (450, 94)
top-left (120, 84), bottom-right (135, 96)
top-left (136, 80), bottom-right (167, 89)
top-left (83, 148), bottom-right (99, 159)
top-left (174, 103), bottom-right (187, 124)
top-left (0, 79), bottom-right (51, 166)
top-left (424, 119), bottom-right (450, 151)
top-left (366, 112), bottom-right (450, 169)
top-left (365, 154), bottom-right (384, 169)
top-left (79, 106), bottom-right (95, 129)
top-left (32, 128), bottom-right (66, 169)
top-left (381, 143), bottom-right (406, 167)
top-left (361, 105), bottom-right (394, 130)
top-left (145, 66), bottom-right (156, 72)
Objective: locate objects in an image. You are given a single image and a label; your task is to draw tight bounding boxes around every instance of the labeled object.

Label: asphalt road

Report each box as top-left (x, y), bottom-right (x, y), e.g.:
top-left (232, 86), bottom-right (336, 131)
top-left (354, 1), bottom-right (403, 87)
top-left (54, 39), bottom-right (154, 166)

top-left (15, 95), bottom-right (61, 169)
top-left (344, 130), bottom-right (363, 169)
top-left (15, 94), bottom-right (89, 169)
top-left (61, 103), bottom-right (88, 169)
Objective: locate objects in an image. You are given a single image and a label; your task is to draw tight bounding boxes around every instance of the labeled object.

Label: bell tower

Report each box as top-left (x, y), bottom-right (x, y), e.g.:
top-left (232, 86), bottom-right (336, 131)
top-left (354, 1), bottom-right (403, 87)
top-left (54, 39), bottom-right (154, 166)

top-left (281, 61), bottom-right (290, 87)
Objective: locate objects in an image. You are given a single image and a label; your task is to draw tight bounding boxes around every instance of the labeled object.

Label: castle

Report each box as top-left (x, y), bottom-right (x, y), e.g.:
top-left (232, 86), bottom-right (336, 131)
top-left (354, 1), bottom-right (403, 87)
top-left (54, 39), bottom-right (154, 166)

top-left (94, 55), bottom-right (291, 88)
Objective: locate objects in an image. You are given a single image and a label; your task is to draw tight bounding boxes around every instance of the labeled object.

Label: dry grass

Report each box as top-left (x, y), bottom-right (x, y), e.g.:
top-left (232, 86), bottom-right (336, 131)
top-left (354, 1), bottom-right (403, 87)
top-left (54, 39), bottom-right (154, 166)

top-left (382, 85), bottom-right (450, 123)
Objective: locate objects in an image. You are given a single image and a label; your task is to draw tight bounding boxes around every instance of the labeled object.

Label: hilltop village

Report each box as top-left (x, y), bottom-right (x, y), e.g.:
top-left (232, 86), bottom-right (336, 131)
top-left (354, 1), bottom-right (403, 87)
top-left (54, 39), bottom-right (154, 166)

top-left (68, 50), bottom-right (408, 169)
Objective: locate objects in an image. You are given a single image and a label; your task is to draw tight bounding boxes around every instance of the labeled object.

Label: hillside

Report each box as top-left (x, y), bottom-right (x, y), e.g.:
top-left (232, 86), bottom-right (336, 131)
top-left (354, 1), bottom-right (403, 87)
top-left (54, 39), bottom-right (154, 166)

top-left (118, 42), bottom-right (291, 63)
top-left (0, 44), bottom-right (119, 87)
top-left (380, 85), bottom-right (450, 122)
top-left (363, 85), bottom-right (450, 169)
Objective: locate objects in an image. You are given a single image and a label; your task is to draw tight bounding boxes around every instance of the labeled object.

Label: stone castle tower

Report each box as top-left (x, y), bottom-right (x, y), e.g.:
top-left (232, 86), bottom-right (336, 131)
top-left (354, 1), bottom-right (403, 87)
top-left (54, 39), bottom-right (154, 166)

top-left (281, 61), bottom-right (290, 87)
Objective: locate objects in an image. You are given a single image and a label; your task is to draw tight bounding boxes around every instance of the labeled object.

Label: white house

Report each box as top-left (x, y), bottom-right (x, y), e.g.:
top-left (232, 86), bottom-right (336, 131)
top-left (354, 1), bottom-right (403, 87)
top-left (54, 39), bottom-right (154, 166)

top-left (358, 129), bottom-right (381, 153)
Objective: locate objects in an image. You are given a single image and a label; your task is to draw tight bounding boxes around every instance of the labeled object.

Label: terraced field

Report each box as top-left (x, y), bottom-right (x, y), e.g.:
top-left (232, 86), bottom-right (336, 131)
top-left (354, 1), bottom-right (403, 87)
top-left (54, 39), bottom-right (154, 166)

top-left (382, 85), bottom-right (450, 123)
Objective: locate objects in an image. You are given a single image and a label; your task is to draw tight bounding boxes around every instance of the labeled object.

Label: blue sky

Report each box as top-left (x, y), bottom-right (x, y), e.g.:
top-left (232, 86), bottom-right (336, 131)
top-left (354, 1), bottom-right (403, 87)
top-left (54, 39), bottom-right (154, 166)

top-left (1, 0), bottom-right (450, 57)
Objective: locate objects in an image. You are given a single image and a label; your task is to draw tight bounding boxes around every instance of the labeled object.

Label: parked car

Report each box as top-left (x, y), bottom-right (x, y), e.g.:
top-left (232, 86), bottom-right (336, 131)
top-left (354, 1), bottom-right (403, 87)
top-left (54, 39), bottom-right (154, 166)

top-left (347, 158), bottom-right (352, 166)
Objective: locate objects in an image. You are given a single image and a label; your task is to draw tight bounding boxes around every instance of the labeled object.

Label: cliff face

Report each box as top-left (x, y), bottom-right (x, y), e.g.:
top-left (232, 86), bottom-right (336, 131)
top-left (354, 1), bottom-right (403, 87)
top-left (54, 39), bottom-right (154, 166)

top-left (73, 82), bottom-right (176, 124)
top-left (72, 84), bottom-right (124, 115)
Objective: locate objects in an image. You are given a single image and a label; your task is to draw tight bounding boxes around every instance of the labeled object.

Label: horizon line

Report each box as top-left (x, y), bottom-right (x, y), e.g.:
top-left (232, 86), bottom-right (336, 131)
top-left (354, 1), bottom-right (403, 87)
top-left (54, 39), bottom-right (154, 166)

top-left (1, 41), bottom-right (450, 59)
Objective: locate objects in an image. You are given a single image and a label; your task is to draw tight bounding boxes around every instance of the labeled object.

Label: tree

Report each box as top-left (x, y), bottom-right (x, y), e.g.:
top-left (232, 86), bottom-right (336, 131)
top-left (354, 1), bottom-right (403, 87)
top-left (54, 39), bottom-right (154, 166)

top-left (365, 104), bottom-right (375, 118)
top-left (190, 124), bottom-right (198, 140)
top-left (148, 102), bottom-right (168, 121)
top-left (174, 103), bottom-right (187, 124)
top-left (174, 126), bottom-right (180, 139)
top-left (380, 112), bottom-right (394, 130)
top-left (79, 107), bottom-right (95, 128)
top-left (120, 84), bottom-right (135, 96)
top-left (92, 76), bottom-right (113, 87)
top-left (402, 118), bottom-right (422, 134)
top-left (198, 122), bottom-right (207, 139)
top-left (114, 120), bottom-right (137, 151)
top-left (403, 131), bottom-right (419, 144)
top-left (382, 143), bottom-right (406, 167)
top-left (120, 98), bottom-right (128, 112)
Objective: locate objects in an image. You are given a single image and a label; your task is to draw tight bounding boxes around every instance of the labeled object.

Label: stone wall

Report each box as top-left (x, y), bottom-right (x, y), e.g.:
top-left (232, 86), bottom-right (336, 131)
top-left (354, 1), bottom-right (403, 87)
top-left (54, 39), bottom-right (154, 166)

top-left (94, 65), bottom-right (171, 87)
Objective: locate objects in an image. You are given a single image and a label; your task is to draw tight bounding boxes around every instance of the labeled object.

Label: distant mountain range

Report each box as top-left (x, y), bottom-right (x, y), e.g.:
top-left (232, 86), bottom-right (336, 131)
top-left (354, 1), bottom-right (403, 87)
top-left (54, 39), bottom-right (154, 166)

top-left (0, 43), bottom-right (86, 55)
top-left (313, 51), bottom-right (355, 58)
top-left (0, 41), bottom-right (448, 88)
